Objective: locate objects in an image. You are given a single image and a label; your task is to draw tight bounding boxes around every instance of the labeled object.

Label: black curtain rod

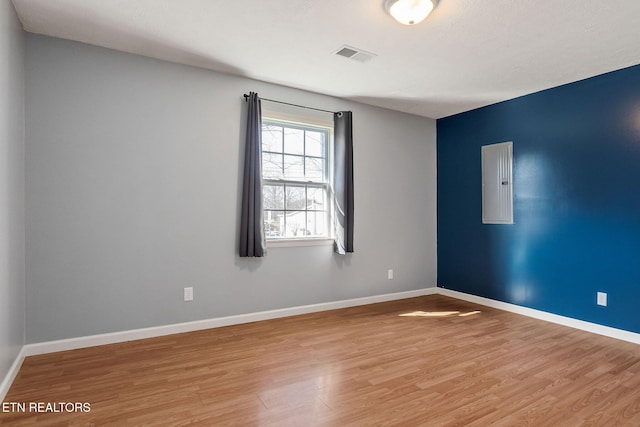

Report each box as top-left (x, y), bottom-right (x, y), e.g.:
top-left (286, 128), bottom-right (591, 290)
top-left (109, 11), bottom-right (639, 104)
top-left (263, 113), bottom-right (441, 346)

top-left (243, 93), bottom-right (337, 115)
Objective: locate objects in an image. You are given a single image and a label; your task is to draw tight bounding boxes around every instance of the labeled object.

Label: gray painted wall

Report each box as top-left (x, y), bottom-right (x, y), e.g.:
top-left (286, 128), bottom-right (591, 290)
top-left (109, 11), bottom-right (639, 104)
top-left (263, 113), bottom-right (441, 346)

top-left (25, 34), bottom-right (437, 343)
top-left (0, 1), bottom-right (25, 380)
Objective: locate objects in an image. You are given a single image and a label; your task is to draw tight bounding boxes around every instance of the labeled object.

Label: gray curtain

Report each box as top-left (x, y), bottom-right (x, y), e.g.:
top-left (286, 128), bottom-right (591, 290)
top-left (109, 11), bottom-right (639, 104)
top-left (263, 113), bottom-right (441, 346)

top-left (334, 111), bottom-right (354, 254)
top-left (239, 92), bottom-right (267, 257)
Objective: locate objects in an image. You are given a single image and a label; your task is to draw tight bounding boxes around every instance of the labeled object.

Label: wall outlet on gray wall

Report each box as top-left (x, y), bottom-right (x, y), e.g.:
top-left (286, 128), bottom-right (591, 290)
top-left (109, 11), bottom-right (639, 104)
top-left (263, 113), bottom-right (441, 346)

top-left (184, 287), bottom-right (193, 302)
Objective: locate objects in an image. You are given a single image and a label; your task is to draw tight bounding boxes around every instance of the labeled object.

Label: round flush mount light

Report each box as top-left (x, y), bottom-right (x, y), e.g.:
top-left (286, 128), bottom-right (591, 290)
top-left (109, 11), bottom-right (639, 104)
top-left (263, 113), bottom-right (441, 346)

top-left (384, 0), bottom-right (437, 25)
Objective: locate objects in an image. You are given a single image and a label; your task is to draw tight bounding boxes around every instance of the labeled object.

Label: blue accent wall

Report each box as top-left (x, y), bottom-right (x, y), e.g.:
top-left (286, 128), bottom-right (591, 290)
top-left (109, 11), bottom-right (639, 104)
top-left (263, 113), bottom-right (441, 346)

top-left (437, 64), bottom-right (640, 334)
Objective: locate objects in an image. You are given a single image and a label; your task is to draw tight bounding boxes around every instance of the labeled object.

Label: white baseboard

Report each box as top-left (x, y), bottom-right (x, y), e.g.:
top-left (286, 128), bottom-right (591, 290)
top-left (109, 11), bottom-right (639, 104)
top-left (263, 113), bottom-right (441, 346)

top-left (0, 346), bottom-right (26, 402)
top-left (24, 287), bottom-right (438, 357)
top-left (437, 288), bottom-right (640, 345)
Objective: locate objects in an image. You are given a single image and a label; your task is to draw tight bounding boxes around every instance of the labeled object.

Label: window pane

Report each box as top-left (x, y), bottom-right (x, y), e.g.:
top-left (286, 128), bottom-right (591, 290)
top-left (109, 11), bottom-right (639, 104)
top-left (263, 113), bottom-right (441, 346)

top-left (262, 121), bottom-right (332, 240)
top-left (305, 157), bottom-right (325, 180)
top-left (285, 211), bottom-right (306, 237)
top-left (264, 210), bottom-right (285, 238)
top-left (307, 187), bottom-right (326, 210)
top-left (283, 155), bottom-right (304, 180)
top-left (306, 210), bottom-right (327, 237)
top-left (284, 127), bottom-right (304, 155)
top-left (263, 184), bottom-right (284, 209)
top-left (263, 153), bottom-right (283, 179)
top-left (306, 131), bottom-right (325, 157)
top-left (286, 185), bottom-right (306, 210)
top-left (262, 125), bottom-right (283, 153)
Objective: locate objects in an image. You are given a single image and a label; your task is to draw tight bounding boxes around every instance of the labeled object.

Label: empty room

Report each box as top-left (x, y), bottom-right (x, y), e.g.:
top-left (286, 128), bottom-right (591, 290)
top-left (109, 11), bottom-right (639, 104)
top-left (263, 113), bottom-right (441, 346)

top-left (1, 0), bottom-right (640, 425)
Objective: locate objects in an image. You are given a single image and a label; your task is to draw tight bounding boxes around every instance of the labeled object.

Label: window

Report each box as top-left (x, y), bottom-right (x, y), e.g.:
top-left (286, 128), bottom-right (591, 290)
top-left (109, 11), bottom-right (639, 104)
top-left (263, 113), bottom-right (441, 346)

top-left (261, 119), bottom-right (332, 241)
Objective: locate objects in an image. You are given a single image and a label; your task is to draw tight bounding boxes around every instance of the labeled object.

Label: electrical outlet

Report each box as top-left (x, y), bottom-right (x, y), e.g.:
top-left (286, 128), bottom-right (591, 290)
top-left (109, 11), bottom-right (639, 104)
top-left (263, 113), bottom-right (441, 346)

top-left (184, 287), bottom-right (193, 302)
top-left (388, 269), bottom-right (394, 280)
top-left (597, 292), bottom-right (607, 307)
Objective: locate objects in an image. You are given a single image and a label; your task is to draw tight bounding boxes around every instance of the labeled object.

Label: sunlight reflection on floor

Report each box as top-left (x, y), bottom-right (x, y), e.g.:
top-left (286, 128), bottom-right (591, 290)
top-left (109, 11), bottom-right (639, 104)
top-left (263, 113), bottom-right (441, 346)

top-left (399, 310), bottom-right (481, 318)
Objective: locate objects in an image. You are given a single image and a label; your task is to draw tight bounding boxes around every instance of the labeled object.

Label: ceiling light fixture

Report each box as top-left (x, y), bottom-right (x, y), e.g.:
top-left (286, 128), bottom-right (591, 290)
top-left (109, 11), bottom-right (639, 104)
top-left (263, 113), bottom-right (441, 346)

top-left (384, 0), bottom-right (437, 26)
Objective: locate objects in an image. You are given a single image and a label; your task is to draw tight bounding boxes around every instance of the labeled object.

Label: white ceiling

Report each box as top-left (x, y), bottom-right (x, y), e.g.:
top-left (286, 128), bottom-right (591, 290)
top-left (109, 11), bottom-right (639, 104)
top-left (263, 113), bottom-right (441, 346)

top-left (11, 0), bottom-right (640, 118)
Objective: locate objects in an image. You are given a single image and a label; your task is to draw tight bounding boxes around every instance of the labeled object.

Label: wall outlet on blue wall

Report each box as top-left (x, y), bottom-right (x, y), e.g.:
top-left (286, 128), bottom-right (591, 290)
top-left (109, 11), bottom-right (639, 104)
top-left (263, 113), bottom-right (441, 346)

top-left (597, 292), bottom-right (607, 307)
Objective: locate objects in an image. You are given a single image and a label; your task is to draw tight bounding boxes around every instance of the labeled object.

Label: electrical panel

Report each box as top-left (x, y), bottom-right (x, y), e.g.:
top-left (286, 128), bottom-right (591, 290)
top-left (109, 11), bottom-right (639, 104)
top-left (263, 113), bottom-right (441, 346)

top-left (482, 141), bottom-right (513, 224)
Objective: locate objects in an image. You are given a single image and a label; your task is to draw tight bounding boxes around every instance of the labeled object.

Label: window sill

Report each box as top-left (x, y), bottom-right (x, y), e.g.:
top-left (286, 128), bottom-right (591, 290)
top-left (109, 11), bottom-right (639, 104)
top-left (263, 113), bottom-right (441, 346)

top-left (267, 238), bottom-right (334, 248)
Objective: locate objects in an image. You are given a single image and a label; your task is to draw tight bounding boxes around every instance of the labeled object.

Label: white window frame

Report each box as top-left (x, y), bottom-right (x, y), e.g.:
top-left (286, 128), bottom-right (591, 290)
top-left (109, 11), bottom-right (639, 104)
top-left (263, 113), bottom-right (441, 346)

top-left (261, 110), bottom-right (334, 248)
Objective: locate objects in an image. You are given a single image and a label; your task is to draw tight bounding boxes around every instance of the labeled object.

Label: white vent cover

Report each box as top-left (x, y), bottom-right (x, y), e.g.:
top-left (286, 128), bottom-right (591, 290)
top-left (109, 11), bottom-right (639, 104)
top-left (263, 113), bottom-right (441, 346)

top-left (334, 45), bottom-right (377, 63)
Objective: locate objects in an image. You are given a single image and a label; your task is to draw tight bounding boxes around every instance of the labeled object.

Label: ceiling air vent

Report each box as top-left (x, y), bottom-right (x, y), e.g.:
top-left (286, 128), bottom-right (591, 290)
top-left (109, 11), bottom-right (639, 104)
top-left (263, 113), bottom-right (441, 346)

top-left (334, 45), bottom-right (377, 63)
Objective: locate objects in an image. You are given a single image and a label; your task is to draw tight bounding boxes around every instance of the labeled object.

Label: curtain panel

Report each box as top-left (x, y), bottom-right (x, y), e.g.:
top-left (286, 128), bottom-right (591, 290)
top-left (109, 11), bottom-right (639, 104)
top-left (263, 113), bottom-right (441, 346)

top-left (239, 92), bottom-right (267, 257)
top-left (333, 111), bottom-right (354, 254)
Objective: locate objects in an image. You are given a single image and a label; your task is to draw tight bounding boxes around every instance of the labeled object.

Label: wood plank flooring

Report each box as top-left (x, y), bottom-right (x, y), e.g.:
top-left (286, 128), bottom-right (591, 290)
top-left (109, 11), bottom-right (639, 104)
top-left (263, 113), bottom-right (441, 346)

top-left (2, 295), bottom-right (640, 426)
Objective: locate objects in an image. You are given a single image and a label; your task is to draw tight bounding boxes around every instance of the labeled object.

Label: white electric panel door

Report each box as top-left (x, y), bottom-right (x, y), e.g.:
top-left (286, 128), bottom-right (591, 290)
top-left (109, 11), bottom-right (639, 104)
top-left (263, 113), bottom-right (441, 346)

top-left (482, 141), bottom-right (513, 224)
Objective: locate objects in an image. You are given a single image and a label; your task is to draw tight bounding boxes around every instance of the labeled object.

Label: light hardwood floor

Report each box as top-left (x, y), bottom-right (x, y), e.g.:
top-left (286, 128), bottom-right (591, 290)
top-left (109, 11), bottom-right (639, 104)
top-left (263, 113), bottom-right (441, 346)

top-left (2, 295), bottom-right (640, 426)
